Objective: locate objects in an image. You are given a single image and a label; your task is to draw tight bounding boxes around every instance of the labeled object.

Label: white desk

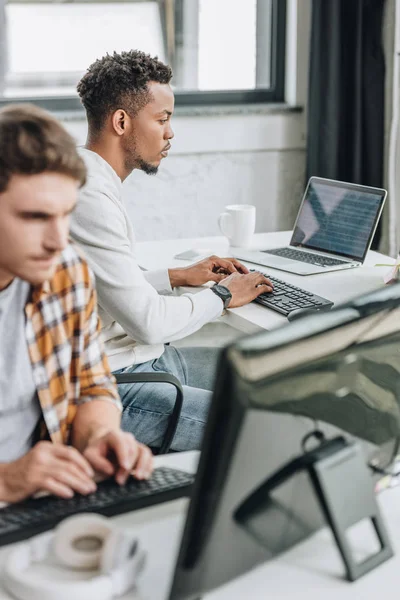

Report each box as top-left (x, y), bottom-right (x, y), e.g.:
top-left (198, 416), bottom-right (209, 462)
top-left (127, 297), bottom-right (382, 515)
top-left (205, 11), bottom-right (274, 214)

top-left (0, 453), bottom-right (196, 600)
top-left (0, 232), bottom-right (397, 599)
top-left (136, 231), bottom-right (394, 334)
top-left (1, 451), bottom-right (399, 600)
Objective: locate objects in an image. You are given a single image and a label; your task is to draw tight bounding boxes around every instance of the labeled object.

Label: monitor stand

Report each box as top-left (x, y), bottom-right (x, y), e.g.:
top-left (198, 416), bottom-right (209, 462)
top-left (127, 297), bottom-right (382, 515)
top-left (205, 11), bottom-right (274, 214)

top-left (235, 436), bottom-right (393, 581)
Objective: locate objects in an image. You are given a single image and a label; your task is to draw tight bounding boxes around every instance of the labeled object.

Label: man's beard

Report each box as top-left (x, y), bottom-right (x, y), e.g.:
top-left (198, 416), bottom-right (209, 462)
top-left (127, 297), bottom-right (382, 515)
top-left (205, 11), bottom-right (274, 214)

top-left (123, 137), bottom-right (159, 176)
top-left (137, 158), bottom-right (158, 175)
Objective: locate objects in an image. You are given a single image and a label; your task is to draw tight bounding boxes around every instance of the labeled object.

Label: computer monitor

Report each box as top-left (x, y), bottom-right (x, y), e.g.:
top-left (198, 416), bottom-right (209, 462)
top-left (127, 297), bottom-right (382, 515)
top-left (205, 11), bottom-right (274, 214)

top-left (168, 282), bottom-right (400, 600)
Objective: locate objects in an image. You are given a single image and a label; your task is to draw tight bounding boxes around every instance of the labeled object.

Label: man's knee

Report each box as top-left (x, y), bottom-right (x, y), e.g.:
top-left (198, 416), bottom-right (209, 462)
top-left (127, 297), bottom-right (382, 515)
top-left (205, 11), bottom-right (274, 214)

top-left (118, 381), bottom-right (178, 414)
top-left (119, 384), bottom-right (212, 452)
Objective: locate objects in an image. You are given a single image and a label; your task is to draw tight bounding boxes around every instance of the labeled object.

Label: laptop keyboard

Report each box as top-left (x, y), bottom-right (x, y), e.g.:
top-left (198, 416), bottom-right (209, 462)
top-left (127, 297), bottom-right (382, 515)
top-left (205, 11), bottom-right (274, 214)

top-left (251, 270), bottom-right (334, 316)
top-left (263, 247), bottom-right (349, 267)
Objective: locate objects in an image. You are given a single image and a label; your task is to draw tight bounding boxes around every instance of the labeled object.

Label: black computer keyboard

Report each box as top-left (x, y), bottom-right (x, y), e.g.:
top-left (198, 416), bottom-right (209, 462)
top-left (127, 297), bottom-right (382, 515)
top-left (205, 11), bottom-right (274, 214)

top-left (264, 247), bottom-right (348, 267)
top-left (0, 466), bottom-right (194, 547)
top-left (251, 270), bottom-right (333, 316)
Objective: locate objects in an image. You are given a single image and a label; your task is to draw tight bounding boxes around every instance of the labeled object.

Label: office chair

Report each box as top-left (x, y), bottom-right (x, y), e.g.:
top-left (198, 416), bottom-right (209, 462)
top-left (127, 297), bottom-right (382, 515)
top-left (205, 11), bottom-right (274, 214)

top-left (114, 372), bottom-right (184, 454)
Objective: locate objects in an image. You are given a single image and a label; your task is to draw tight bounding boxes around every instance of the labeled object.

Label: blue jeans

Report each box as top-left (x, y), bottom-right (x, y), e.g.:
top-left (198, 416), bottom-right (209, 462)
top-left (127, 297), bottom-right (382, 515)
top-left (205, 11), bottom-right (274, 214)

top-left (113, 346), bottom-right (220, 451)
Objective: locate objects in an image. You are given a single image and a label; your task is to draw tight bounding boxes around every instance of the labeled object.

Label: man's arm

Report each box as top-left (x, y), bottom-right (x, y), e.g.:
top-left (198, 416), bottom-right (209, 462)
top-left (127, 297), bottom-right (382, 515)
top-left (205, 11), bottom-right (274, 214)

top-left (71, 186), bottom-right (273, 345)
top-left (70, 186), bottom-right (224, 345)
top-left (71, 400), bottom-right (152, 484)
top-left (71, 398), bottom-right (121, 453)
top-left (0, 264), bottom-right (151, 504)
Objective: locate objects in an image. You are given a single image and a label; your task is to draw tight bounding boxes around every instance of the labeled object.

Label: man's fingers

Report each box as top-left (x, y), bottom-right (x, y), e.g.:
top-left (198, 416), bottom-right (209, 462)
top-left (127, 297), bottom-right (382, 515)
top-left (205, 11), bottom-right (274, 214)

top-left (53, 444), bottom-right (95, 477)
top-left (107, 431), bottom-right (136, 471)
top-left (114, 435), bottom-right (140, 484)
top-left (54, 468), bottom-right (96, 496)
top-left (126, 435), bottom-right (141, 466)
top-left (57, 460), bottom-right (97, 489)
top-left (40, 477), bottom-right (75, 499)
top-left (131, 444), bottom-right (154, 480)
top-left (115, 466), bottom-right (129, 485)
top-left (83, 445), bottom-right (115, 476)
top-left (210, 257), bottom-right (237, 274)
top-left (82, 432), bottom-right (152, 487)
top-left (113, 437), bottom-right (152, 484)
top-left (251, 272), bottom-right (273, 288)
top-left (97, 431), bottom-right (140, 473)
top-left (210, 256), bottom-right (249, 275)
top-left (255, 283), bottom-right (273, 294)
top-left (255, 284), bottom-right (273, 296)
top-left (242, 272), bottom-right (273, 295)
top-left (223, 258), bottom-right (249, 274)
top-left (210, 272), bottom-right (228, 283)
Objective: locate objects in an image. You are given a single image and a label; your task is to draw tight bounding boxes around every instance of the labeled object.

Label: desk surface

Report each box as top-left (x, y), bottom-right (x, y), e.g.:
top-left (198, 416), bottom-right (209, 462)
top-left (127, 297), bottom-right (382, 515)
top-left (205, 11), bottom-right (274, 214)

top-left (136, 232), bottom-right (394, 334)
top-left (1, 451), bottom-right (399, 600)
top-left (0, 453), bottom-right (196, 600)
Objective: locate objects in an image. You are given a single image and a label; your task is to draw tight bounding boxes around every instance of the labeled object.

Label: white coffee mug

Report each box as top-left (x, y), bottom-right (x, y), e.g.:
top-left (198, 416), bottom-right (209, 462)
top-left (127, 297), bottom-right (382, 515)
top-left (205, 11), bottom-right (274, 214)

top-left (218, 204), bottom-right (256, 247)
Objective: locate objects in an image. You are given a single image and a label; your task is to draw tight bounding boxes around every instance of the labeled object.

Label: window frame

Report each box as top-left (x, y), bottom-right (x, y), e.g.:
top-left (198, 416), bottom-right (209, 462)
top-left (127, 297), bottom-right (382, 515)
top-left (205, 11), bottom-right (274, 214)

top-left (0, 0), bottom-right (287, 109)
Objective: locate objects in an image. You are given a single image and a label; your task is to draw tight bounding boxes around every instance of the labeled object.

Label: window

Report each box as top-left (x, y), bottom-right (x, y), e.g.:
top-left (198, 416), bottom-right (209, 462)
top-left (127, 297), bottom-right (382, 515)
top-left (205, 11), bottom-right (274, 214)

top-left (0, 0), bottom-right (286, 106)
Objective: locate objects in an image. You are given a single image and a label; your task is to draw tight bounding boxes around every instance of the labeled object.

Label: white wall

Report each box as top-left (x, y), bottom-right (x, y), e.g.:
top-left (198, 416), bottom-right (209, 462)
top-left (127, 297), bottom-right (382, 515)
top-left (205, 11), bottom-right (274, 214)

top-left (123, 147), bottom-right (306, 242)
top-left (64, 109), bottom-right (306, 241)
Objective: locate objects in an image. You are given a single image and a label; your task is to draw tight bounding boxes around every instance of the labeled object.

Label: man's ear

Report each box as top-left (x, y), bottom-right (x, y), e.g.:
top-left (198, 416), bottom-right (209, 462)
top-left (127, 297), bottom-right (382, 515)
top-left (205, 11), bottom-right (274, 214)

top-left (111, 109), bottom-right (129, 136)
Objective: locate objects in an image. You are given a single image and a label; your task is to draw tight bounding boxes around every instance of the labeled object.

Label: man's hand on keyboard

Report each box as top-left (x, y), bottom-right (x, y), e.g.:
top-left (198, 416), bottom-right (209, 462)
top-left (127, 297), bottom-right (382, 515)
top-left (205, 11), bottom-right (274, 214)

top-left (0, 441), bottom-right (97, 503)
top-left (168, 255), bottom-right (249, 287)
top-left (219, 271), bottom-right (273, 308)
top-left (83, 430), bottom-right (154, 486)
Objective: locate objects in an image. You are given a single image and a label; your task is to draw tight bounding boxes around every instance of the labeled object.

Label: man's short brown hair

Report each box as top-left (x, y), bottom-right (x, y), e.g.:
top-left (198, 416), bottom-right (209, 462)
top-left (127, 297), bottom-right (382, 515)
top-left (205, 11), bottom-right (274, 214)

top-left (0, 104), bottom-right (86, 193)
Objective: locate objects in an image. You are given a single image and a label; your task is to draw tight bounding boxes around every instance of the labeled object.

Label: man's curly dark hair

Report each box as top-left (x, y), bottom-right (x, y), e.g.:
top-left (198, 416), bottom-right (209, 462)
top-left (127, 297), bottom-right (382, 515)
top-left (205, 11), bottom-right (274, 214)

top-left (77, 50), bottom-right (172, 133)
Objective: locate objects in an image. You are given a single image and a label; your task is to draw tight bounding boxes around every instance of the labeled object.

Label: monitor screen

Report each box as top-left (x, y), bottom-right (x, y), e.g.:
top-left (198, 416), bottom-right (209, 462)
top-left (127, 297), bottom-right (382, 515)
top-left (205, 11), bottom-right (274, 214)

top-left (168, 282), bottom-right (400, 600)
top-left (291, 177), bottom-right (386, 262)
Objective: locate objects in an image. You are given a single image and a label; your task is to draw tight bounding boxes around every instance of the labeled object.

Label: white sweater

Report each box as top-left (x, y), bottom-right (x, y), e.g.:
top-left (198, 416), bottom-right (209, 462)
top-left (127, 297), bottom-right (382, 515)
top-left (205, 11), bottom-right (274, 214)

top-left (70, 149), bottom-right (223, 371)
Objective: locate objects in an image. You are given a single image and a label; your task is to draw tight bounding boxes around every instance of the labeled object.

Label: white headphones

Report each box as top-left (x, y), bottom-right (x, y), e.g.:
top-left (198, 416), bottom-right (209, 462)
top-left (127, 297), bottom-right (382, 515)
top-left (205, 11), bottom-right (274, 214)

top-left (2, 513), bottom-right (146, 600)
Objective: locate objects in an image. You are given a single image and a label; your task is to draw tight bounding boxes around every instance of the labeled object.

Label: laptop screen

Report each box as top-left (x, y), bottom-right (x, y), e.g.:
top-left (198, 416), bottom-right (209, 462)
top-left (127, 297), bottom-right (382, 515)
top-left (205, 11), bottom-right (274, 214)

top-left (290, 178), bottom-right (386, 262)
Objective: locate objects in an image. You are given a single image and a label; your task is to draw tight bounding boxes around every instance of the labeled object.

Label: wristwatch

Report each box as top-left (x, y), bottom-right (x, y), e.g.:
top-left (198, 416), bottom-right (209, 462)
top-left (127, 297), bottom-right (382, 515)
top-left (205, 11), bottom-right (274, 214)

top-left (210, 284), bottom-right (232, 309)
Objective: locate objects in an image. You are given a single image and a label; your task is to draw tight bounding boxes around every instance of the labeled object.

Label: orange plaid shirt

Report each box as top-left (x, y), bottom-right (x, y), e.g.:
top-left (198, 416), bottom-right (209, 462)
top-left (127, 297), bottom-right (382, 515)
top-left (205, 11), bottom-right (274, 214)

top-left (25, 244), bottom-right (121, 445)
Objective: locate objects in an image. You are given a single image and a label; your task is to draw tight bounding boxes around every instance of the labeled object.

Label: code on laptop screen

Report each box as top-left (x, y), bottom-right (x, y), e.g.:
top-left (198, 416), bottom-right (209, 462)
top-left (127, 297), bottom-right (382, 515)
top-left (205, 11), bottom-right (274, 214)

top-left (291, 179), bottom-right (385, 261)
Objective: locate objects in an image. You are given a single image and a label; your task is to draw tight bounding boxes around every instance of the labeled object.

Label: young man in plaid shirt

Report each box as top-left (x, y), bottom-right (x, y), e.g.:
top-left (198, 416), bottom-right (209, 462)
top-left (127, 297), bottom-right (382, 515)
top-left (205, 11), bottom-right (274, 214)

top-left (0, 104), bottom-right (153, 503)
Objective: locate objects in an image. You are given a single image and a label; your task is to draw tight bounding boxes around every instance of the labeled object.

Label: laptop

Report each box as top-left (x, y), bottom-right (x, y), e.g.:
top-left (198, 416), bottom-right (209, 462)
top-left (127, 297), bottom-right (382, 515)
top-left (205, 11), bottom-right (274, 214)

top-left (234, 177), bottom-right (387, 275)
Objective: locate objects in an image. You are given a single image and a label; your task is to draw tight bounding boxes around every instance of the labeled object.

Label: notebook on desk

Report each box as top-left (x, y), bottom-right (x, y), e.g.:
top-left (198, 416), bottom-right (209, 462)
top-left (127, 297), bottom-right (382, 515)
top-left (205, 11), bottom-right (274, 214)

top-left (234, 177), bottom-right (387, 275)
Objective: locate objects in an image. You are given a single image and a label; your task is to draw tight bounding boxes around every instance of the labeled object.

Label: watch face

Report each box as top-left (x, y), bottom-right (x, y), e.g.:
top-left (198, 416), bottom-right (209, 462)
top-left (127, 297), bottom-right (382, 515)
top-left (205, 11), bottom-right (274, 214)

top-left (214, 285), bottom-right (228, 296)
top-left (212, 284), bottom-right (232, 308)
top-left (214, 285), bottom-right (226, 295)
